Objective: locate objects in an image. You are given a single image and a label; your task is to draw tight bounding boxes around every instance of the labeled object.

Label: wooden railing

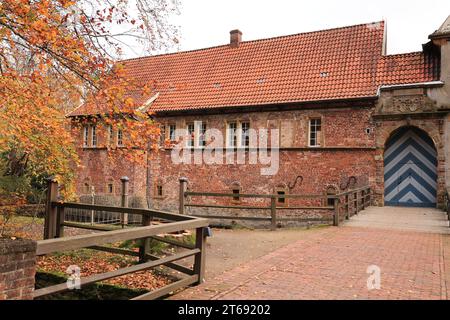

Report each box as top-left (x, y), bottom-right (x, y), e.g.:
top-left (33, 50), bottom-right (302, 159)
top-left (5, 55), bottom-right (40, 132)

top-left (179, 179), bottom-right (372, 230)
top-left (332, 186), bottom-right (373, 226)
top-left (444, 189), bottom-right (450, 227)
top-left (38, 177), bottom-right (209, 300)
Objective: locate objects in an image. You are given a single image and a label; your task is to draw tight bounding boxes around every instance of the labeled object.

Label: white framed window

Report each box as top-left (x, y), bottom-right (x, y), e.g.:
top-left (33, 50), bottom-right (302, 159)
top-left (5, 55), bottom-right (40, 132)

top-left (117, 129), bottom-right (124, 147)
top-left (159, 124), bottom-right (166, 146)
top-left (108, 125), bottom-right (114, 145)
top-left (309, 118), bottom-right (322, 147)
top-left (241, 122), bottom-right (250, 148)
top-left (91, 125), bottom-right (97, 147)
top-left (227, 121), bottom-right (251, 148)
top-left (227, 122), bottom-right (238, 148)
top-left (185, 122), bottom-right (207, 148)
top-left (83, 126), bottom-right (89, 147)
top-left (199, 122), bottom-right (207, 148)
top-left (168, 124), bottom-right (176, 142)
top-left (186, 123), bottom-right (195, 148)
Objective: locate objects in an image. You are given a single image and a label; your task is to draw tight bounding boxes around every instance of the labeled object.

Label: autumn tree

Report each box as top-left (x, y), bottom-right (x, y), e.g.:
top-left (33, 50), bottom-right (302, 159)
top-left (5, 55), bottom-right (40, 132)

top-left (0, 0), bottom-right (180, 206)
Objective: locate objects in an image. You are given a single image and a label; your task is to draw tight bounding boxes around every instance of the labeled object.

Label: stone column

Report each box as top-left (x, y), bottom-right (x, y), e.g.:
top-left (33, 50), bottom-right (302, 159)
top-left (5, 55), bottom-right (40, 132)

top-left (0, 238), bottom-right (37, 300)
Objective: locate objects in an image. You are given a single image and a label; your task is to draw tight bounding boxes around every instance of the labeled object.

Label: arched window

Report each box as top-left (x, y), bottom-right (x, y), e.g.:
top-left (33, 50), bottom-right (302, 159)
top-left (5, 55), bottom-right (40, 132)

top-left (230, 182), bottom-right (241, 203)
top-left (105, 179), bottom-right (115, 194)
top-left (275, 184), bottom-right (289, 206)
top-left (326, 186), bottom-right (337, 207)
top-left (154, 179), bottom-right (164, 198)
top-left (83, 178), bottom-right (92, 194)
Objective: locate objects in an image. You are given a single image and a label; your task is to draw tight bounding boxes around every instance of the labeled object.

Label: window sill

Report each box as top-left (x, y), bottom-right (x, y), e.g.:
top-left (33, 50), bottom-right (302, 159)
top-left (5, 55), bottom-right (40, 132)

top-left (82, 147), bottom-right (106, 150)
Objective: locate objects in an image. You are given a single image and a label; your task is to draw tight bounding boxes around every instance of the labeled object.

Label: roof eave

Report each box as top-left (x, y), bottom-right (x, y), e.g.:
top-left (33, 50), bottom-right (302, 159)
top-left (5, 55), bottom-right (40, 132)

top-left (152, 96), bottom-right (379, 117)
top-left (378, 81), bottom-right (444, 93)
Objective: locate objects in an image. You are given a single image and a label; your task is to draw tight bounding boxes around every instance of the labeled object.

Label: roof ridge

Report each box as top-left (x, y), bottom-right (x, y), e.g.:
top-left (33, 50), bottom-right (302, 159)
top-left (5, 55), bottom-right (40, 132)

top-left (120, 20), bottom-right (385, 64)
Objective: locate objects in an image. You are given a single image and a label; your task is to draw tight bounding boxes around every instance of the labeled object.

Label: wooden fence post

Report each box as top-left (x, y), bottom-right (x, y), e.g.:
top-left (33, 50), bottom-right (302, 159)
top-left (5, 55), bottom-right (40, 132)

top-left (120, 176), bottom-right (129, 227)
top-left (361, 190), bottom-right (366, 210)
top-left (55, 206), bottom-right (65, 238)
top-left (354, 192), bottom-right (359, 215)
top-left (90, 186), bottom-right (95, 225)
top-left (139, 214), bottom-right (152, 263)
top-left (333, 197), bottom-right (340, 227)
top-left (194, 227), bottom-right (207, 284)
top-left (179, 177), bottom-right (188, 215)
top-left (345, 195), bottom-right (350, 220)
top-left (44, 177), bottom-right (58, 240)
top-left (270, 197), bottom-right (277, 231)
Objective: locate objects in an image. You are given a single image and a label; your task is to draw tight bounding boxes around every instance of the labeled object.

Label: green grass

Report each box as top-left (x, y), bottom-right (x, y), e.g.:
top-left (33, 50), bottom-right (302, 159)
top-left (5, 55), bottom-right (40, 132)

top-left (35, 272), bottom-right (148, 300)
top-left (9, 214), bottom-right (44, 225)
top-left (51, 248), bottom-right (97, 260)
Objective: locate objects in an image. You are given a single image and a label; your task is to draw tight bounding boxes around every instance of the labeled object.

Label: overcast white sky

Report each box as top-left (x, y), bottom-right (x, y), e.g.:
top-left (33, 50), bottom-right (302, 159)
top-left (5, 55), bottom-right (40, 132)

top-left (125, 0), bottom-right (450, 58)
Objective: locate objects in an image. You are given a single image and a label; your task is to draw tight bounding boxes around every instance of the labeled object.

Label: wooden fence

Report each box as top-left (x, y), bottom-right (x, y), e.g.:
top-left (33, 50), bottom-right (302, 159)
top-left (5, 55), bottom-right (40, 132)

top-left (443, 189), bottom-right (450, 227)
top-left (179, 178), bottom-right (372, 230)
top-left (37, 177), bottom-right (209, 300)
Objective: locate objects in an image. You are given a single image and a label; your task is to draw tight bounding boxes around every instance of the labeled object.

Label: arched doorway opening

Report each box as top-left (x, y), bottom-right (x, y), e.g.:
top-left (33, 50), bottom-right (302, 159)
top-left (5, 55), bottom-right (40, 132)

top-left (384, 126), bottom-right (437, 207)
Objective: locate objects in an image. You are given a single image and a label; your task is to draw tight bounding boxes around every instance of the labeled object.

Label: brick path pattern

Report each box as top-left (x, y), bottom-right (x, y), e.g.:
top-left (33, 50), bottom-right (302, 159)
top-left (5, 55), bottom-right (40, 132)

top-left (173, 225), bottom-right (450, 300)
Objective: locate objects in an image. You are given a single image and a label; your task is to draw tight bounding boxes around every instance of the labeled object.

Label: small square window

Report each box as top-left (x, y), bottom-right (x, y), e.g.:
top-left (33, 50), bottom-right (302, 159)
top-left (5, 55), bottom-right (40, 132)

top-left (277, 191), bottom-right (286, 204)
top-left (327, 197), bottom-right (335, 207)
top-left (157, 185), bottom-right (163, 197)
top-left (107, 183), bottom-right (114, 194)
top-left (232, 188), bottom-right (240, 202)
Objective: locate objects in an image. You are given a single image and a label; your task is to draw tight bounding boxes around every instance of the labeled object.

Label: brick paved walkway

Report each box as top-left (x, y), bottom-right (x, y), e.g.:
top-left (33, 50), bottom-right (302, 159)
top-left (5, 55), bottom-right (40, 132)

top-left (172, 221), bottom-right (450, 300)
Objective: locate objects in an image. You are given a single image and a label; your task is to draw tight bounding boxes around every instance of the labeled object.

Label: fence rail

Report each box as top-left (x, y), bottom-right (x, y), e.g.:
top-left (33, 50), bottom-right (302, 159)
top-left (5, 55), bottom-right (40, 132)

top-left (179, 178), bottom-right (372, 230)
top-left (444, 189), bottom-right (450, 227)
top-left (38, 177), bottom-right (209, 300)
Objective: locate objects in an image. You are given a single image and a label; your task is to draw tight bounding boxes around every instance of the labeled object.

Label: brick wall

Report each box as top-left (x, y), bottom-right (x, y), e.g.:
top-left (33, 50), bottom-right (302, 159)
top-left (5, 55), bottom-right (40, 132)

top-left (72, 101), bottom-right (447, 220)
top-left (0, 238), bottom-right (37, 300)
top-left (75, 148), bottom-right (148, 200)
top-left (148, 106), bottom-right (377, 226)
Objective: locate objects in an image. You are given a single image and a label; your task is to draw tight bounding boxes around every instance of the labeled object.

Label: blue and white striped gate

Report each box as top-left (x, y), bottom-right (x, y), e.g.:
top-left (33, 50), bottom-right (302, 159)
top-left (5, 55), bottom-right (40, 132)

top-left (384, 127), bottom-right (437, 207)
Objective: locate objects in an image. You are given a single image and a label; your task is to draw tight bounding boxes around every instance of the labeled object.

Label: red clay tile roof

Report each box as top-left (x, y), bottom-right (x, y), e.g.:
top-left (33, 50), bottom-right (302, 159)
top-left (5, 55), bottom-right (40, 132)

top-left (376, 52), bottom-right (439, 86)
top-left (69, 21), bottom-right (440, 116)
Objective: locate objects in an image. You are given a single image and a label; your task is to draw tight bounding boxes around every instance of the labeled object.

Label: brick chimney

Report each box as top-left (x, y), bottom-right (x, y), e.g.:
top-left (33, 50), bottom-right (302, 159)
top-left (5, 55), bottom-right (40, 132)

top-left (230, 29), bottom-right (242, 48)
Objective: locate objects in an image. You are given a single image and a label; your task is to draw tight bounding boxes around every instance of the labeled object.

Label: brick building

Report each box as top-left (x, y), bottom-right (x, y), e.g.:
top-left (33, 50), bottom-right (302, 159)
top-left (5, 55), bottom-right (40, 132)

top-left (68, 17), bottom-right (450, 220)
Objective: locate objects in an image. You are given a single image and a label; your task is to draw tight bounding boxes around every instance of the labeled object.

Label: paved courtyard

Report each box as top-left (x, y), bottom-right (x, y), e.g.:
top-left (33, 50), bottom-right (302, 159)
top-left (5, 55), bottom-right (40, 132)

top-left (172, 207), bottom-right (450, 300)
